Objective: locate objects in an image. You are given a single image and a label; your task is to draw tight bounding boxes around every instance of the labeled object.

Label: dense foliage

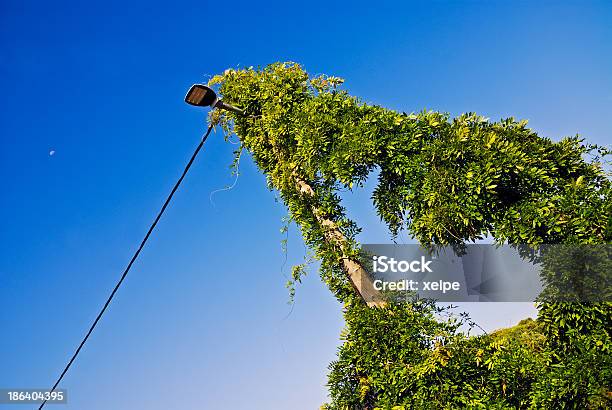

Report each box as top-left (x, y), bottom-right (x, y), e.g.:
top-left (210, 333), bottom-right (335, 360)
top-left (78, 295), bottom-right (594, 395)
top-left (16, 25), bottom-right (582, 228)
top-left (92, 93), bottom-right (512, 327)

top-left (208, 63), bottom-right (611, 409)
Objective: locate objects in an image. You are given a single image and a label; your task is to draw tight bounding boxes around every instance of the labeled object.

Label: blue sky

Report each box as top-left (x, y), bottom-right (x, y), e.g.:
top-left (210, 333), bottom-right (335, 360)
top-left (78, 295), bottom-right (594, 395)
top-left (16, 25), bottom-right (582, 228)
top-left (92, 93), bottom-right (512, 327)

top-left (1, 1), bottom-right (611, 409)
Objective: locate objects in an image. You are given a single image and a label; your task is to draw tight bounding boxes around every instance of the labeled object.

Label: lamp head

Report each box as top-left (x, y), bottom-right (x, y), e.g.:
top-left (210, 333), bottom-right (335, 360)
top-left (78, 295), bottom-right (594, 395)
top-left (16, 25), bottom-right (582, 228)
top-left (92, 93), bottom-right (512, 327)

top-left (185, 84), bottom-right (244, 115)
top-left (185, 84), bottom-right (217, 107)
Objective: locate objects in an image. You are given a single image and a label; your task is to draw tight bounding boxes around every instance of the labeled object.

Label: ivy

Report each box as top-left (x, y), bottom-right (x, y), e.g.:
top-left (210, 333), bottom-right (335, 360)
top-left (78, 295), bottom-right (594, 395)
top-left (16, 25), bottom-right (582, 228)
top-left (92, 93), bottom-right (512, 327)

top-left (208, 62), bottom-right (611, 408)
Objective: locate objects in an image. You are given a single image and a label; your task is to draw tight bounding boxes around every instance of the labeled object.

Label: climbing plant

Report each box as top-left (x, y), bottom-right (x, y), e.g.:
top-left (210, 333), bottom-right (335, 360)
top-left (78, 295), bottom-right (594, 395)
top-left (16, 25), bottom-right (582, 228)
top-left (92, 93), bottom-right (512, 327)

top-left (208, 62), bottom-right (611, 409)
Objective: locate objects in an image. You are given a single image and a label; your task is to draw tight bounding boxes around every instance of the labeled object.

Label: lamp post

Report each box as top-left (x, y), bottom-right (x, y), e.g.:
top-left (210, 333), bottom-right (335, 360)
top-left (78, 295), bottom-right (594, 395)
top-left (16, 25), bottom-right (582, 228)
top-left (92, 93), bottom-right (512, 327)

top-left (184, 83), bottom-right (383, 307)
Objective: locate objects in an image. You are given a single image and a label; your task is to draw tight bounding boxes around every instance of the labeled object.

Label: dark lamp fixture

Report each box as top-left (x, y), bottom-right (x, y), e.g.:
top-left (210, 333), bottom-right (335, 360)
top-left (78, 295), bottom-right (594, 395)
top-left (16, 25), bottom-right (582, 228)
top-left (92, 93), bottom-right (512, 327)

top-left (185, 84), bottom-right (244, 115)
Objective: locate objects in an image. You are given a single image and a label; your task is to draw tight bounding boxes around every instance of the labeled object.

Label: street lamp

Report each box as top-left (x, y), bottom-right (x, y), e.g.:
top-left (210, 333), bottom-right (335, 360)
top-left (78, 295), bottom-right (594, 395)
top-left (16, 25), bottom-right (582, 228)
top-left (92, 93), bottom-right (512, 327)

top-left (184, 84), bottom-right (244, 115)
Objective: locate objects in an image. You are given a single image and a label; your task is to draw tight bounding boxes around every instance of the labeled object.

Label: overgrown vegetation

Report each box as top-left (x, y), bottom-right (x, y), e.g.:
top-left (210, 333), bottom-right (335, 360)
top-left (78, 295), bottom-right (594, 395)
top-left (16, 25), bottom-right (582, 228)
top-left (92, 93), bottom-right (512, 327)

top-left (209, 62), bottom-right (611, 409)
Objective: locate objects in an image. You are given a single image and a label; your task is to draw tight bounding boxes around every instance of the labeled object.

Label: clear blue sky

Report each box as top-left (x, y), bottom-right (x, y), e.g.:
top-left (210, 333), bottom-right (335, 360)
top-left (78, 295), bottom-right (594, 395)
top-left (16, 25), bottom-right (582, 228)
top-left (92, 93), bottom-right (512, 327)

top-left (1, 1), bottom-right (610, 409)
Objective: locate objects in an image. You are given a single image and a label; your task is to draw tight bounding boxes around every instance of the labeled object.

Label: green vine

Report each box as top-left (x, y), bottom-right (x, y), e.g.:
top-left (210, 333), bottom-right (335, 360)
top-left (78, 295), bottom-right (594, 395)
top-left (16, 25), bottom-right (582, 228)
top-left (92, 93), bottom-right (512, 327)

top-left (208, 62), bottom-right (610, 409)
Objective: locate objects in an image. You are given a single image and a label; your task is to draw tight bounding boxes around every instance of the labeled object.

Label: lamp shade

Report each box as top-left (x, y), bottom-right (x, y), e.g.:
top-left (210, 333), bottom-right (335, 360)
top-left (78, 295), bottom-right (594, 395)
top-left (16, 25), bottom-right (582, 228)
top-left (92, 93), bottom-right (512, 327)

top-left (185, 84), bottom-right (217, 107)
